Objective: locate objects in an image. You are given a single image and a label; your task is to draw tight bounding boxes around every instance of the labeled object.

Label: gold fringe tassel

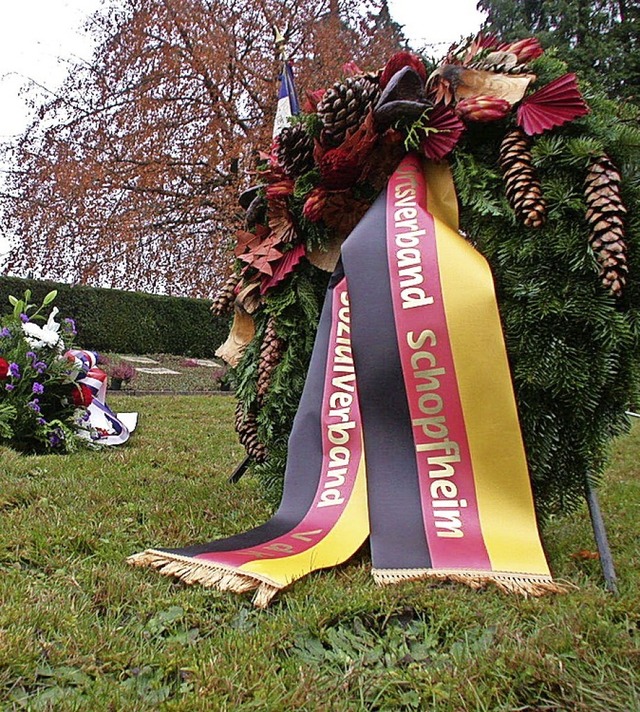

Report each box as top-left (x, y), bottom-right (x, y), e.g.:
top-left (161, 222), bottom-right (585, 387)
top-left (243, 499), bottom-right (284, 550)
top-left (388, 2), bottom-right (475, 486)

top-left (372, 568), bottom-right (572, 597)
top-left (127, 550), bottom-right (283, 608)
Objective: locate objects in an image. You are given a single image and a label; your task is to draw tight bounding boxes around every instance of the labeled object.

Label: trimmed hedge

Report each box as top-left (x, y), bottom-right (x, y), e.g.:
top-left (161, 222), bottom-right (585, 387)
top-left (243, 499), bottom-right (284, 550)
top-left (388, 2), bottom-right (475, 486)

top-left (0, 276), bottom-right (230, 357)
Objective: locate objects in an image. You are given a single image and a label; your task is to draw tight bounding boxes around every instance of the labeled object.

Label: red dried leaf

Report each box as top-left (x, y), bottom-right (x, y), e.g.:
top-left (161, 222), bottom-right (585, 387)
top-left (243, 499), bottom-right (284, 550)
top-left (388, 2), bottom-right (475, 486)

top-left (570, 549), bottom-right (600, 561)
top-left (342, 61), bottom-right (363, 77)
top-left (239, 233), bottom-right (283, 277)
top-left (421, 105), bottom-right (465, 161)
top-left (266, 179), bottom-right (294, 200)
top-left (268, 202), bottom-right (297, 243)
top-left (456, 95), bottom-right (511, 122)
top-left (517, 73), bottom-right (589, 135)
top-left (303, 89), bottom-right (326, 113)
top-left (316, 111), bottom-right (379, 189)
top-left (234, 224), bottom-right (270, 257)
top-left (260, 242), bottom-right (306, 293)
top-left (303, 187), bottom-right (327, 222)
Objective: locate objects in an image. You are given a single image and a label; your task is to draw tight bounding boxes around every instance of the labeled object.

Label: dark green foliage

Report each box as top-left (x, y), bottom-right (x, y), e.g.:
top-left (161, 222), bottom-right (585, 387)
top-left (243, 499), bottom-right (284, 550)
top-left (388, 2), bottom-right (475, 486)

top-left (450, 63), bottom-right (640, 517)
top-left (478, 0), bottom-right (639, 103)
top-left (0, 276), bottom-right (229, 357)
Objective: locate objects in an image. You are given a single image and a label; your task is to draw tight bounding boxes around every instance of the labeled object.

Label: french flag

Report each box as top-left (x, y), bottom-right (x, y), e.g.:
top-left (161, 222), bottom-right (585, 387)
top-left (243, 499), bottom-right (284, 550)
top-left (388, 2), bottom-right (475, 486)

top-left (272, 61), bottom-right (300, 138)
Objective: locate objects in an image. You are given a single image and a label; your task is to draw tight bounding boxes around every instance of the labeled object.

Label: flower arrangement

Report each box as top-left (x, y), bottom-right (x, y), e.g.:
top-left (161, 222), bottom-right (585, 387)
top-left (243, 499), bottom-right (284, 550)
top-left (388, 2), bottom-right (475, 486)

top-left (0, 290), bottom-right (96, 453)
top-left (108, 361), bottom-right (136, 389)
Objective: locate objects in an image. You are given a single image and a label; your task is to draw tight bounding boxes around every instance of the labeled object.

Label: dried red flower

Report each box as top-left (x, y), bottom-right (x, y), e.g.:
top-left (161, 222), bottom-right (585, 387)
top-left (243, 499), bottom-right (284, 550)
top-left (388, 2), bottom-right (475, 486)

top-left (498, 37), bottom-right (543, 63)
top-left (456, 95), bottom-right (511, 122)
top-left (517, 73), bottom-right (589, 136)
top-left (303, 188), bottom-right (327, 222)
top-left (380, 52), bottom-right (427, 89)
top-left (0, 357), bottom-right (9, 380)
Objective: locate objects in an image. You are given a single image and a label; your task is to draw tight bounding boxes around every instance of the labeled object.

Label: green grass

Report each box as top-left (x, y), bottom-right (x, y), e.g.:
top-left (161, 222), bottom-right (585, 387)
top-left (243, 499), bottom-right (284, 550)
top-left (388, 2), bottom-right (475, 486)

top-left (1, 397), bottom-right (639, 711)
top-left (103, 354), bottom-right (227, 394)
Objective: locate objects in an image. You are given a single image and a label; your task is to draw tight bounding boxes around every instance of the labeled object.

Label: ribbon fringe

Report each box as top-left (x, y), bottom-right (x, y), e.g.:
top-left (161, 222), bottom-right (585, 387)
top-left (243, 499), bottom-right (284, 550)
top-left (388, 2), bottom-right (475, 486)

top-left (372, 568), bottom-right (569, 597)
top-left (127, 550), bottom-right (282, 608)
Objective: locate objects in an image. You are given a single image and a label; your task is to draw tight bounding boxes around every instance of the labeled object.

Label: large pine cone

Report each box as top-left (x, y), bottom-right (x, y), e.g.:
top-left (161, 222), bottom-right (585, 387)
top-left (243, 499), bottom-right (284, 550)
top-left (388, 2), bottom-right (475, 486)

top-left (584, 155), bottom-right (628, 297)
top-left (499, 128), bottom-right (546, 228)
top-left (211, 273), bottom-right (241, 316)
top-left (277, 124), bottom-right (315, 178)
top-left (235, 401), bottom-right (267, 462)
top-left (317, 76), bottom-right (380, 147)
top-left (257, 317), bottom-right (283, 403)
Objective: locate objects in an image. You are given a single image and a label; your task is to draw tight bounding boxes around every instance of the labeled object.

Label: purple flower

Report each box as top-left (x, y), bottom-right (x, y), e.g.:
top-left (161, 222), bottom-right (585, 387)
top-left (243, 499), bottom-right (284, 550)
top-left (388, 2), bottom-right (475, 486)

top-left (19, 313), bottom-right (29, 323)
top-left (34, 361), bottom-right (47, 374)
top-left (37, 417), bottom-right (47, 425)
top-left (8, 362), bottom-right (20, 378)
top-left (5, 384), bottom-right (15, 391)
top-left (32, 382), bottom-right (44, 394)
top-left (63, 318), bottom-right (77, 336)
top-left (27, 399), bottom-right (41, 414)
top-left (49, 429), bottom-right (65, 447)
top-left (26, 351), bottom-right (37, 361)
top-left (0, 327), bottom-right (11, 338)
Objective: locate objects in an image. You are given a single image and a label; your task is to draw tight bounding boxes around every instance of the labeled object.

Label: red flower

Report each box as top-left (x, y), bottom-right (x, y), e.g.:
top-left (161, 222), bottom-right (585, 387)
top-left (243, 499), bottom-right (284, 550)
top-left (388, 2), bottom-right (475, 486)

top-left (303, 89), bottom-right (326, 113)
top-left (380, 52), bottom-right (427, 89)
top-left (498, 37), bottom-right (543, 63)
top-left (265, 179), bottom-right (295, 200)
top-left (420, 105), bottom-right (465, 161)
top-left (0, 357), bottom-right (8, 380)
top-left (71, 383), bottom-right (94, 407)
top-left (303, 188), bottom-right (327, 222)
top-left (456, 95), bottom-right (511, 122)
top-left (342, 61), bottom-right (363, 78)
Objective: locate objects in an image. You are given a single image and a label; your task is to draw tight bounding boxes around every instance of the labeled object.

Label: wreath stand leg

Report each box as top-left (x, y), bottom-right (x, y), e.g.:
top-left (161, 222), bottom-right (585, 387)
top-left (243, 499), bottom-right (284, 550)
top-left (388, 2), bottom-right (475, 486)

top-left (229, 456), bottom-right (251, 483)
top-left (584, 477), bottom-right (618, 594)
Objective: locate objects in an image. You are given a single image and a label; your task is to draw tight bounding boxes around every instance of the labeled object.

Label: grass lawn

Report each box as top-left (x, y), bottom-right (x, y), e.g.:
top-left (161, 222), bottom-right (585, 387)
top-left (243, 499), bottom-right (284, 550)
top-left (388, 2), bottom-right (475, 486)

top-left (103, 354), bottom-right (227, 394)
top-left (1, 395), bottom-right (639, 711)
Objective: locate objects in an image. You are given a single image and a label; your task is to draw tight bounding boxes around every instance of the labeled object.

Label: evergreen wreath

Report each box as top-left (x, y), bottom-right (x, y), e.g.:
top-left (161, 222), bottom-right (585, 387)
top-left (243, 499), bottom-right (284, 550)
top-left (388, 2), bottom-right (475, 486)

top-left (214, 35), bottom-right (640, 518)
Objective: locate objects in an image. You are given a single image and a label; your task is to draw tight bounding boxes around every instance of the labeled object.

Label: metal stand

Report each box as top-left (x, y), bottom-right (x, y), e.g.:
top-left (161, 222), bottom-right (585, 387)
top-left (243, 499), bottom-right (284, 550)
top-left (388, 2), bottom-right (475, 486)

top-left (585, 478), bottom-right (618, 594)
top-left (229, 456), bottom-right (251, 483)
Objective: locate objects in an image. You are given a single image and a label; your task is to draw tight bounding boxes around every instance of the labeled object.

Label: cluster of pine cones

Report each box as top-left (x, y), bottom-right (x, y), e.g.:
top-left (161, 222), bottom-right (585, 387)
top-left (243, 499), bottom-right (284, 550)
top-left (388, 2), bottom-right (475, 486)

top-left (276, 75), bottom-right (380, 178)
top-left (499, 128), bottom-right (628, 297)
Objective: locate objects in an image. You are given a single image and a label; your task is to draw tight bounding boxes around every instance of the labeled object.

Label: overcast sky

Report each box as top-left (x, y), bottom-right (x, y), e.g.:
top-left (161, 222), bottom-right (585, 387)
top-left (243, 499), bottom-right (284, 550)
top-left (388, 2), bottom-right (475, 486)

top-left (0, 0), bottom-right (486, 256)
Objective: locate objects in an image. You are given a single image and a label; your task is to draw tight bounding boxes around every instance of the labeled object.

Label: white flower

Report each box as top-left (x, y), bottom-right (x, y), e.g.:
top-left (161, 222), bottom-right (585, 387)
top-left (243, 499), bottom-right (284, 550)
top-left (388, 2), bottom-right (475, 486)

top-left (22, 307), bottom-right (62, 349)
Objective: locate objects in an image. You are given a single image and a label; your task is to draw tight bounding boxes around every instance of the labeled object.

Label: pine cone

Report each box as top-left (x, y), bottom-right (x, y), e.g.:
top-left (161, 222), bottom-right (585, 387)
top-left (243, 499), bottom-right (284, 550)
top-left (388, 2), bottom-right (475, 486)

top-left (257, 318), bottom-right (283, 403)
top-left (317, 77), bottom-right (380, 147)
top-left (276, 124), bottom-right (315, 178)
top-left (584, 155), bottom-right (628, 297)
top-left (235, 401), bottom-right (267, 462)
top-left (499, 128), bottom-right (546, 228)
top-left (211, 273), bottom-right (241, 315)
